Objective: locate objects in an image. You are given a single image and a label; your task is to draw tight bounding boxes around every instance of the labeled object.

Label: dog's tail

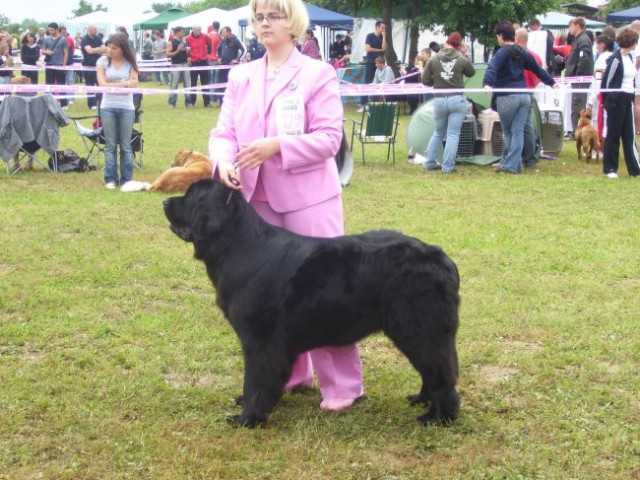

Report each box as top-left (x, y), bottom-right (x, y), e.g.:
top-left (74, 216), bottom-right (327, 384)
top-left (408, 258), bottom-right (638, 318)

top-left (120, 181), bottom-right (152, 192)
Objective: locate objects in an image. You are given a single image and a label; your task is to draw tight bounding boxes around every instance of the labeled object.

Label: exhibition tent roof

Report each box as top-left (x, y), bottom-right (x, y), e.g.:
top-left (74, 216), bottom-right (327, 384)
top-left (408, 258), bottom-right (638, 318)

top-left (134, 8), bottom-right (191, 30)
top-left (607, 6), bottom-right (640, 23)
top-left (537, 11), bottom-right (606, 29)
top-left (167, 7), bottom-right (230, 31)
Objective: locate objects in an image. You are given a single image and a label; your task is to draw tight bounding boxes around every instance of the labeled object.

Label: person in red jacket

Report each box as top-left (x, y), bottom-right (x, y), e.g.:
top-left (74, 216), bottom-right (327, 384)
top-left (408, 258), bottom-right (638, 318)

top-left (185, 25), bottom-right (213, 108)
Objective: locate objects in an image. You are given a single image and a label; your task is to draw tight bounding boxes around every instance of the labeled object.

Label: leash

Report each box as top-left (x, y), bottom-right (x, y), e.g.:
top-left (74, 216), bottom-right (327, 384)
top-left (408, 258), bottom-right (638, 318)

top-left (226, 165), bottom-right (241, 206)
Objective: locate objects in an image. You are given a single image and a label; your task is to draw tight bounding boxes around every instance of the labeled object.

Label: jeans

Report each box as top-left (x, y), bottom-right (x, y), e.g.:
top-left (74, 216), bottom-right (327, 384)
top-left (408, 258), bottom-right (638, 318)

top-left (424, 95), bottom-right (468, 173)
top-left (168, 64), bottom-right (191, 106)
top-left (83, 70), bottom-right (101, 109)
top-left (154, 69), bottom-right (170, 85)
top-left (45, 67), bottom-right (68, 107)
top-left (496, 93), bottom-right (532, 173)
top-left (188, 60), bottom-right (211, 106)
top-left (522, 115), bottom-right (537, 167)
top-left (101, 107), bottom-right (135, 185)
top-left (65, 68), bottom-right (75, 103)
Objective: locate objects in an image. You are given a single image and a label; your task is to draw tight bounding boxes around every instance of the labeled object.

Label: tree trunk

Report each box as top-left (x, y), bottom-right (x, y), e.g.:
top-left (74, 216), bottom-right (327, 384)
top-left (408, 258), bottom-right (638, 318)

top-left (408, 0), bottom-right (422, 62)
top-left (383, 0), bottom-right (399, 76)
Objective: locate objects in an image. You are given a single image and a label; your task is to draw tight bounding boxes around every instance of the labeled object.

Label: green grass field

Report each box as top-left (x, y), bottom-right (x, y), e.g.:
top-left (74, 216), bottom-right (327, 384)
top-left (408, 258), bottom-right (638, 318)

top-left (1, 83), bottom-right (639, 479)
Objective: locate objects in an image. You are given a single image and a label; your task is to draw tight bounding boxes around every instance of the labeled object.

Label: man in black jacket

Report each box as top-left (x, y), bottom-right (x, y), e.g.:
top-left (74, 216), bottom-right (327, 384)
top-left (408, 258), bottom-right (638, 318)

top-left (217, 27), bottom-right (245, 106)
top-left (565, 17), bottom-right (594, 134)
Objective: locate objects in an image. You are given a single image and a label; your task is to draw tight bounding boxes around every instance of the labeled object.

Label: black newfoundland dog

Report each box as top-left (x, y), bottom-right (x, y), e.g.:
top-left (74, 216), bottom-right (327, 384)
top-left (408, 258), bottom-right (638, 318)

top-left (163, 179), bottom-right (461, 427)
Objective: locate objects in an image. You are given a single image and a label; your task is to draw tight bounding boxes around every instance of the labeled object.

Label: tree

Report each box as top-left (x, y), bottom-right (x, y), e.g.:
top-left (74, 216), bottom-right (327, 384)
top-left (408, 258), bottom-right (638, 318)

top-left (72, 0), bottom-right (108, 17)
top-left (0, 13), bottom-right (10, 25)
top-left (600, 0), bottom-right (637, 21)
top-left (184, 0), bottom-right (251, 13)
top-left (151, 2), bottom-right (183, 13)
top-left (419, 0), bottom-right (560, 56)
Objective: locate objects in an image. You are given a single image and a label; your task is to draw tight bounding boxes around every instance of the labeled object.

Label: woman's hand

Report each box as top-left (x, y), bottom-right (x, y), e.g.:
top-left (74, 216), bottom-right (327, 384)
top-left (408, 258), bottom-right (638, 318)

top-left (128, 78), bottom-right (139, 88)
top-left (234, 138), bottom-right (280, 170)
top-left (217, 159), bottom-right (241, 190)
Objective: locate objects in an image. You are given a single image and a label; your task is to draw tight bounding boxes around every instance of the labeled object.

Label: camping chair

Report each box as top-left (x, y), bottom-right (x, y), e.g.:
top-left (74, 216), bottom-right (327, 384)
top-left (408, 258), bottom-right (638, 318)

top-left (69, 93), bottom-right (144, 169)
top-left (0, 94), bottom-right (68, 175)
top-left (350, 101), bottom-right (400, 165)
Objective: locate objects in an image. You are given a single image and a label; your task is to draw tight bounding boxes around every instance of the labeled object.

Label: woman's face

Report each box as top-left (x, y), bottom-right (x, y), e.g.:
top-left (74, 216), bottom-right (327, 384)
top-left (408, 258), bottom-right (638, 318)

top-left (27, 35), bottom-right (35, 45)
top-left (254, 7), bottom-right (291, 49)
top-left (596, 41), bottom-right (606, 53)
top-left (108, 42), bottom-right (122, 58)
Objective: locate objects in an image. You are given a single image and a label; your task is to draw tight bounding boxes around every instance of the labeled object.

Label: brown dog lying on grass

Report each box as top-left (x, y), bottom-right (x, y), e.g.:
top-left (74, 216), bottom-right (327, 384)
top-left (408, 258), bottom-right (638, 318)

top-left (121, 150), bottom-right (212, 193)
top-left (575, 108), bottom-right (601, 163)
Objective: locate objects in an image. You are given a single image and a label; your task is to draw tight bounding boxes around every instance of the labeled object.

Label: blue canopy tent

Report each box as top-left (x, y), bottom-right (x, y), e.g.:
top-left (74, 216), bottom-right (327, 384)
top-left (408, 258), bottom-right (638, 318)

top-left (239, 3), bottom-right (353, 56)
top-left (607, 6), bottom-right (640, 23)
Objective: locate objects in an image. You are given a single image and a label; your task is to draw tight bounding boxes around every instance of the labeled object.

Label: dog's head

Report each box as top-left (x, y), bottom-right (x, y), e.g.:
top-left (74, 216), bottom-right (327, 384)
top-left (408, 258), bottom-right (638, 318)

top-left (10, 76), bottom-right (31, 85)
top-left (163, 179), bottom-right (243, 256)
top-left (579, 107), bottom-right (593, 120)
top-left (171, 150), bottom-right (198, 168)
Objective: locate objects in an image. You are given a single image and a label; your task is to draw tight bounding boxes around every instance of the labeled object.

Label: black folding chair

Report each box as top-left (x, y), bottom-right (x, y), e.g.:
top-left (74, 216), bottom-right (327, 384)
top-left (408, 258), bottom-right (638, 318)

top-left (69, 93), bottom-right (144, 169)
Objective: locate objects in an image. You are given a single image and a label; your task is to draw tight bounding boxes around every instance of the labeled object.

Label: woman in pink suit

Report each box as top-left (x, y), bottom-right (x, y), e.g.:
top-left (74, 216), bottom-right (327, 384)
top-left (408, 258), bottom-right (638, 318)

top-left (209, 0), bottom-right (363, 411)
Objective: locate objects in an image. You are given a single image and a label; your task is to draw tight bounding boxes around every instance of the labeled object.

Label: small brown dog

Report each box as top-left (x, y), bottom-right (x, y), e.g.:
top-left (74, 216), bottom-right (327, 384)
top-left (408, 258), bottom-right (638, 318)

top-left (575, 108), bottom-right (601, 163)
top-left (121, 150), bottom-right (212, 193)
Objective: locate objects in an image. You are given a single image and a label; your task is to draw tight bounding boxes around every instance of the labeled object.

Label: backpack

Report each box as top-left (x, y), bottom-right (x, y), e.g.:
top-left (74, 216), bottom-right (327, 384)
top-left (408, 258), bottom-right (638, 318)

top-left (48, 149), bottom-right (94, 173)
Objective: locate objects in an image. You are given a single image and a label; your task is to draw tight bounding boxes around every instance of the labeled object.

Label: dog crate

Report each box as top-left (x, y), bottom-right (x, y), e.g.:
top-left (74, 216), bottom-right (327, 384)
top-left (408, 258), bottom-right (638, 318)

top-left (456, 115), bottom-right (478, 158)
top-left (539, 107), bottom-right (564, 154)
top-left (477, 110), bottom-right (504, 156)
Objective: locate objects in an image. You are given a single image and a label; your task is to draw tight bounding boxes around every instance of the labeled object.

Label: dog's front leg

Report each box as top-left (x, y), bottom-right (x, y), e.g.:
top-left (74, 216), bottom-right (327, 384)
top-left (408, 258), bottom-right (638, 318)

top-left (227, 343), bottom-right (292, 428)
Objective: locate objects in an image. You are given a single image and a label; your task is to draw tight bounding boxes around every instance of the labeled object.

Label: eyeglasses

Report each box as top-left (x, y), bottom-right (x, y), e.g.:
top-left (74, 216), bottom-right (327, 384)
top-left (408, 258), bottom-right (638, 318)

top-left (254, 13), bottom-right (288, 24)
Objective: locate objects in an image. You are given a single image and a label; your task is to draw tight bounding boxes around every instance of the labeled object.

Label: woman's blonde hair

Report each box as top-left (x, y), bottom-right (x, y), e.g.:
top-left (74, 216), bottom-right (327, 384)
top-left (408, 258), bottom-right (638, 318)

top-left (249, 0), bottom-right (310, 42)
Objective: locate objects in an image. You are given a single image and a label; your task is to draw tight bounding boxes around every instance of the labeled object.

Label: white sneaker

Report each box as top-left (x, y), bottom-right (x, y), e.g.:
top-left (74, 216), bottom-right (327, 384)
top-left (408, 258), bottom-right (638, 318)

top-left (606, 172), bottom-right (619, 179)
top-left (105, 182), bottom-right (117, 189)
top-left (90, 106), bottom-right (98, 110)
top-left (356, 106), bottom-right (365, 113)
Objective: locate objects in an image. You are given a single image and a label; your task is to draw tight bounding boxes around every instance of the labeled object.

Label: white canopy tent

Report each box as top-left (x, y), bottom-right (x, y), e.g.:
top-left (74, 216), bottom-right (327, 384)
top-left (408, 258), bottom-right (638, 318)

top-left (166, 7), bottom-right (231, 32)
top-left (63, 11), bottom-right (156, 38)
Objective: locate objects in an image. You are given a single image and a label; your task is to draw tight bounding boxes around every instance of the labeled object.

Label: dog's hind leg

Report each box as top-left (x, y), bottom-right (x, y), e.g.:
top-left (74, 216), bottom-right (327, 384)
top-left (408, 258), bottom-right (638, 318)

top-left (386, 305), bottom-right (460, 425)
top-left (228, 341), bottom-right (293, 428)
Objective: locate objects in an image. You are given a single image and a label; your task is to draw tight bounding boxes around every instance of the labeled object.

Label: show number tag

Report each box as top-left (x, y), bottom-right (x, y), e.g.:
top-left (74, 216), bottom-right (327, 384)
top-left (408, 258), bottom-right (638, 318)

top-left (275, 95), bottom-right (305, 136)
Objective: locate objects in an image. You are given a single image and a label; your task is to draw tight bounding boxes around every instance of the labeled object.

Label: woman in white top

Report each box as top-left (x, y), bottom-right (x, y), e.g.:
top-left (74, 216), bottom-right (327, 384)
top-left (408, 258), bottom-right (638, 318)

top-left (588, 35), bottom-right (614, 141)
top-left (600, 28), bottom-right (640, 178)
top-left (97, 32), bottom-right (139, 189)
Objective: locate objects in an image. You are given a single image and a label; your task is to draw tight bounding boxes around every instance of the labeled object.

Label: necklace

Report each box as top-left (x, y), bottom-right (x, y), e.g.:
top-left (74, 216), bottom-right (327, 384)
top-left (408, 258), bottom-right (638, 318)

top-left (268, 60), bottom-right (286, 75)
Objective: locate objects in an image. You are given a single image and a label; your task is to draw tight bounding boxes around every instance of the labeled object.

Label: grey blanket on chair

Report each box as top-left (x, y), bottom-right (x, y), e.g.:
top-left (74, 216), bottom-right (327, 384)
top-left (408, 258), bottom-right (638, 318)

top-left (0, 94), bottom-right (69, 161)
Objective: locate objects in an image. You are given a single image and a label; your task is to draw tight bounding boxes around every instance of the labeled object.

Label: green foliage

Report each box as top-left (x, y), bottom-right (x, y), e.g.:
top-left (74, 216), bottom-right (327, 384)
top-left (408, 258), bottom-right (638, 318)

top-left (600, 0), bottom-right (637, 22)
top-left (71, 0), bottom-right (108, 17)
top-left (419, 0), bottom-right (560, 48)
top-left (184, 0), bottom-right (252, 13)
top-left (151, 2), bottom-right (184, 13)
top-left (0, 13), bottom-right (10, 25)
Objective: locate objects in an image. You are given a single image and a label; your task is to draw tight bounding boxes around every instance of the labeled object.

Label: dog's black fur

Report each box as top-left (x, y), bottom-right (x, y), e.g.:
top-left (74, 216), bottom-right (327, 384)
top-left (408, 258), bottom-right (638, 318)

top-left (163, 179), bottom-right (461, 427)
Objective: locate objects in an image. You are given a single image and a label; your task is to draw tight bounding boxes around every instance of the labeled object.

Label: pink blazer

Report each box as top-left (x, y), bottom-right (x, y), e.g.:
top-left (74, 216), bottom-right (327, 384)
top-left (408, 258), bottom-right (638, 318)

top-left (209, 47), bottom-right (343, 213)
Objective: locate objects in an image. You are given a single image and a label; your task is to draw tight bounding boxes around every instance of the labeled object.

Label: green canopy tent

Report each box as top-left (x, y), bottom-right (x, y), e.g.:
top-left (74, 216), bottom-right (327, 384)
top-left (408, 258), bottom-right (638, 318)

top-left (133, 7), bottom-right (191, 30)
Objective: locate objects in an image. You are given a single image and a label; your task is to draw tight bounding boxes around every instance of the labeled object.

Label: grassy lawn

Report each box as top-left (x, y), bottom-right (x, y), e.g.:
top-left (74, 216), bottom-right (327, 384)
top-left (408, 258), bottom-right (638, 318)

top-left (1, 82), bottom-right (639, 479)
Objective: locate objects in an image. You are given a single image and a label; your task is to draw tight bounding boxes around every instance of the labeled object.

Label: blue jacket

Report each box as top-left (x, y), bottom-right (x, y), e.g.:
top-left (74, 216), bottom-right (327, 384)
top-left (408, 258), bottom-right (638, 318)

top-left (483, 44), bottom-right (555, 96)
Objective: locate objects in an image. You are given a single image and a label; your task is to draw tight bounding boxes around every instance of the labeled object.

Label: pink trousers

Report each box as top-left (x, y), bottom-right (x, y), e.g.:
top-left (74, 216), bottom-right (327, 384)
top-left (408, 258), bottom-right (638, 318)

top-left (251, 196), bottom-right (364, 401)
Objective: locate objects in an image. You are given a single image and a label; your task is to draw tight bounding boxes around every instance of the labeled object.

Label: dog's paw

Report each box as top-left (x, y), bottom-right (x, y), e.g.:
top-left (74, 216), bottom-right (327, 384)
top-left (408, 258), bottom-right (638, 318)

top-left (407, 393), bottom-right (429, 406)
top-left (416, 412), bottom-right (453, 426)
top-left (226, 414), bottom-right (263, 429)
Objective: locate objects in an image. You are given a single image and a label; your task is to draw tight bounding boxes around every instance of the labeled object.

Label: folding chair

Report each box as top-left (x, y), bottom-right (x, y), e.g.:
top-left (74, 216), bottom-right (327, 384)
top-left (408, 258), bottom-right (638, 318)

top-left (69, 93), bottom-right (144, 169)
top-left (0, 94), bottom-right (68, 175)
top-left (350, 102), bottom-right (400, 165)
